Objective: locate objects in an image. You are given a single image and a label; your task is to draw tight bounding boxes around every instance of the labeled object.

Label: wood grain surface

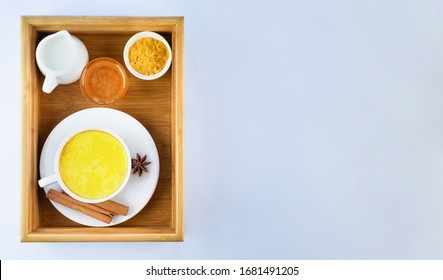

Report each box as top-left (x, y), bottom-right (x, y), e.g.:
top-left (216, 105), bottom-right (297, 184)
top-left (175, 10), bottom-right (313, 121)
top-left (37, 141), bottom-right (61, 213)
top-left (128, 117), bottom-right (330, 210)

top-left (21, 17), bottom-right (184, 242)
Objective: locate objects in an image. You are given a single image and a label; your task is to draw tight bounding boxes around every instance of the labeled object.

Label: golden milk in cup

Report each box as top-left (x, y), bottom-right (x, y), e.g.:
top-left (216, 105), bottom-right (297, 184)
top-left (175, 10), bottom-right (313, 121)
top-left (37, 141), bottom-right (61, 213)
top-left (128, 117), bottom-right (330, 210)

top-left (38, 129), bottom-right (132, 203)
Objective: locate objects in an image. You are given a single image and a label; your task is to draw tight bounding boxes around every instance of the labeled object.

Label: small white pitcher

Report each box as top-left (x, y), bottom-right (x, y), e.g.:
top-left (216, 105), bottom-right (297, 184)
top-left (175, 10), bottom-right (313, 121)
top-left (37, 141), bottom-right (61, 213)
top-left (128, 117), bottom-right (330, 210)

top-left (36, 30), bottom-right (89, 93)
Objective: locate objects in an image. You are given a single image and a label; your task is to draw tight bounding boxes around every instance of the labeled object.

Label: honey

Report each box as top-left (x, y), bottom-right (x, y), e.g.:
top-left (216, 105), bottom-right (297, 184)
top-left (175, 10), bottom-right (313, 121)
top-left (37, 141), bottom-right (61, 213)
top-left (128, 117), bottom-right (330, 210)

top-left (59, 130), bottom-right (128, 199)
top-left (80, 57), bottom-right (128, 105)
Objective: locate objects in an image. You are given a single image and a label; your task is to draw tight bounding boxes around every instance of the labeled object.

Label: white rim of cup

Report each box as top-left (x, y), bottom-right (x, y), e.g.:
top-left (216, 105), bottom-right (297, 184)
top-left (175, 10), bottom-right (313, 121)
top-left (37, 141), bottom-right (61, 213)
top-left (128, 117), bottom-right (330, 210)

top-left (123, 31), bottom-right (172, 80)
top-left (53, 129), bottom-right (132, 204)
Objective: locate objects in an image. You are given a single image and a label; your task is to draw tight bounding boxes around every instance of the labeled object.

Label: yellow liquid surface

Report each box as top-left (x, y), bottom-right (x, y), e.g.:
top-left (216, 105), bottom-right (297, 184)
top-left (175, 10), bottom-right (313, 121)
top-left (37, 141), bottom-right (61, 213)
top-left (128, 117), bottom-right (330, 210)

top-left (59, 130), bottom-right (128, 199)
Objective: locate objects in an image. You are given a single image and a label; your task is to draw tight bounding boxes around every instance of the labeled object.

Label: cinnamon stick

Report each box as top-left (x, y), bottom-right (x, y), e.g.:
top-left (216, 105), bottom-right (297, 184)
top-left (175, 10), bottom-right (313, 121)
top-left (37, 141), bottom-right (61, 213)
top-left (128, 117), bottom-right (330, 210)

top-left (46, 189), bottom-right (114, 224)
top-left (94, 200), bottom-right (129, 216)
top-left (61, 190), bottom-right (129, 216)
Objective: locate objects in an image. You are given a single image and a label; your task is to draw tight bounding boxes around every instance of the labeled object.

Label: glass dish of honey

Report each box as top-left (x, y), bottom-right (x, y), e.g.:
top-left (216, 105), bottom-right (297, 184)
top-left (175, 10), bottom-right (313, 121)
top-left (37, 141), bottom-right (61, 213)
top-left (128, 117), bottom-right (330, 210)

top-left (80, 57), bottom-right (129, 105)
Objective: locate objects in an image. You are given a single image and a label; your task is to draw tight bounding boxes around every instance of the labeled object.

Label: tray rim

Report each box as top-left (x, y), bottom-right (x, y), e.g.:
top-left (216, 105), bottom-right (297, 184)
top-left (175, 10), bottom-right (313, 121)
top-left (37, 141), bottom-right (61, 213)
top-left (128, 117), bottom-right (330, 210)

top-left (20, 16), bottom-right (184, 242)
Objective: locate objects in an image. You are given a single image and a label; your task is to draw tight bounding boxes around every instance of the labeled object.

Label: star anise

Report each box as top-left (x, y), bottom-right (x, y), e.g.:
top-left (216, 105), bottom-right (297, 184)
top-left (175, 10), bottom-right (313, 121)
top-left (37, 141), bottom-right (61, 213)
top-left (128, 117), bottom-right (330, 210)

top-left (131, 153), bottom-right (151, 177)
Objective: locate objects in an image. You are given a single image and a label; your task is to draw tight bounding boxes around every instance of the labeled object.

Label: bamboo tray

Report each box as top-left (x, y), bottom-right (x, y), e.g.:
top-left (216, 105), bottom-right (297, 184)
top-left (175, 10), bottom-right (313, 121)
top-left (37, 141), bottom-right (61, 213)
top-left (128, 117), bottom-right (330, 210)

top-left (20, 16), bottom-right (184, 242)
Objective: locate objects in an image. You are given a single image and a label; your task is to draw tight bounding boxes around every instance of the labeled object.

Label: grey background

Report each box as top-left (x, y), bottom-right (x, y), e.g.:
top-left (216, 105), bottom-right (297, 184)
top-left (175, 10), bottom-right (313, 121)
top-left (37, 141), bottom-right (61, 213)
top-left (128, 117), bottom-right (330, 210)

top-left (1, 0), bottom-right (443, 259)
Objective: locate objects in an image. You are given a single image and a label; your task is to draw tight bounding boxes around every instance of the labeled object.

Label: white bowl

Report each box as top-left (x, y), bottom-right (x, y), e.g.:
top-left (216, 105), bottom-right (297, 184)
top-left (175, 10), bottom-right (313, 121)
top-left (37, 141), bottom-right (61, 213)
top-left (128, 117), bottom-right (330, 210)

top-left (123, 31), bottom-right (172, 80)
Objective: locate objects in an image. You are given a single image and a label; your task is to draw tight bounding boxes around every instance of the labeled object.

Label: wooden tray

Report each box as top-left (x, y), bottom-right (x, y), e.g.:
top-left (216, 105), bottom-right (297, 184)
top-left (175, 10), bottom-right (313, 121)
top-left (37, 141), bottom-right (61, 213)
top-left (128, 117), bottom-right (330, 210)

top-left (20, 17), bottom-right (184, 242)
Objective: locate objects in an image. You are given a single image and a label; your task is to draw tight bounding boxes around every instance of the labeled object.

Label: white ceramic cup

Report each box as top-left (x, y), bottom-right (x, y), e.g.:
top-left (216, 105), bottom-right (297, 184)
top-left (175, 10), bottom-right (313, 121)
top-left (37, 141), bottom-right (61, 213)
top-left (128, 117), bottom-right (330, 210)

top-left (38, 129), bottom-right (132, 204)
top-left (36, 30), bottom-right (89, 93)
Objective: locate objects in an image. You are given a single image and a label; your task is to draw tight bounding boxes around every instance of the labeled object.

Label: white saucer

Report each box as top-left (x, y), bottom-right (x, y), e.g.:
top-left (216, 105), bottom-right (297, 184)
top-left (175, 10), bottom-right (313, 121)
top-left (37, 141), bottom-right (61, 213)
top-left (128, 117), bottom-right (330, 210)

top-left (39, 108), bottom-right (160, 227)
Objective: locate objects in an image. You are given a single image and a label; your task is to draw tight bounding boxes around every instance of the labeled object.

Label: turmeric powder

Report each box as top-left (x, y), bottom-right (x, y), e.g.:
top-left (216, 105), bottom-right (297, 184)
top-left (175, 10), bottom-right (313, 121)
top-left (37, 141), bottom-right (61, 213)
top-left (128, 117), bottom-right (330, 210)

top-left (129, 37), bottom-right (170, 75)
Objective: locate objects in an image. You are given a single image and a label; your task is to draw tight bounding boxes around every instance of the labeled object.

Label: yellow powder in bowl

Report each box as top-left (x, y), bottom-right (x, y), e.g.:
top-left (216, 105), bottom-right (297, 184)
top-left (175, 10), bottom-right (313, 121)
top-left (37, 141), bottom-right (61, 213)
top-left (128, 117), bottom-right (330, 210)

top-left (129, 37), bottom-right (170, 75)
